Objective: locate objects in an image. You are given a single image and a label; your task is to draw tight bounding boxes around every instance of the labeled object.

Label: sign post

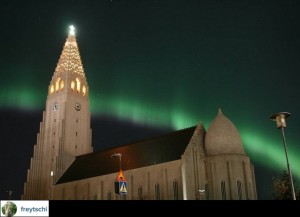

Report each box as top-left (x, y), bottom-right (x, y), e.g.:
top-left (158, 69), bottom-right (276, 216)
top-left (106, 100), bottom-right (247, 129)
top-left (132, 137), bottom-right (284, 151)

top-left (111, 153), bottom-right (128, 195)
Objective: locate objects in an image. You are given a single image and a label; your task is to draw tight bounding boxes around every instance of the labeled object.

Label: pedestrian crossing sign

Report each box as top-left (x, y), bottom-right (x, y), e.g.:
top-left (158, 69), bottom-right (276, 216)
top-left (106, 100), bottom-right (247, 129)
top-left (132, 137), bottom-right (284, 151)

top-left (119, 181), bottom-right (128, 194)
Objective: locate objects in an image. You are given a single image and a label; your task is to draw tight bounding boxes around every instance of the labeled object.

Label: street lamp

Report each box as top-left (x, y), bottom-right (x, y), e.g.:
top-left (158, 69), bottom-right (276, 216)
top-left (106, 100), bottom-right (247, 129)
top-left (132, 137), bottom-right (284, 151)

top-left (111, 153), bottom-right (127, 196)
top-left (111, 153), bottom-right (122, 171)
top-left (6, 190), bottom-right (13, 200)
top-left (270, 112), bottom-right (296, 200)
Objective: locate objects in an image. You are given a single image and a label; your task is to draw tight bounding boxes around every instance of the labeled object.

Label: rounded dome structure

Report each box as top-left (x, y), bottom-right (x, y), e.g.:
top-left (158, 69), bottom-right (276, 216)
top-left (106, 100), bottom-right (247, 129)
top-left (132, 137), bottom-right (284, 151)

top-left (205, 109), bottom-right (245, 156)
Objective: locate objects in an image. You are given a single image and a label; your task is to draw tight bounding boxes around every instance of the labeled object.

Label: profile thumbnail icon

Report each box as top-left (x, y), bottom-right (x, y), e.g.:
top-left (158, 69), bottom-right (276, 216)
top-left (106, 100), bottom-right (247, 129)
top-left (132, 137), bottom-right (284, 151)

top-left (1, 201), bottom-right (17, 217)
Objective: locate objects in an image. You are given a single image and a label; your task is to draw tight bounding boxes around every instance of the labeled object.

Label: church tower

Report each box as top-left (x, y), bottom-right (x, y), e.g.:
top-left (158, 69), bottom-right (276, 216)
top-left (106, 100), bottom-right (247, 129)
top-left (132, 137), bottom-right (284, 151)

top-left (22, 26), bottom-right (93, 199)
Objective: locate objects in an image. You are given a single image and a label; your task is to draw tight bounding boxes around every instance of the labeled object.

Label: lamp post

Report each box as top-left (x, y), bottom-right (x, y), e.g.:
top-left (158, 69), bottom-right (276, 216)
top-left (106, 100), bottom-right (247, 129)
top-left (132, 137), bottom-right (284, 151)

top-left (270, 112), bottom-right (296, 200)
top-left (111, 153), bottom-right (127, 197)
top-left (6, 190), bottom-right (13, 200)
top-left (111, 153), bottom-right (122, 171)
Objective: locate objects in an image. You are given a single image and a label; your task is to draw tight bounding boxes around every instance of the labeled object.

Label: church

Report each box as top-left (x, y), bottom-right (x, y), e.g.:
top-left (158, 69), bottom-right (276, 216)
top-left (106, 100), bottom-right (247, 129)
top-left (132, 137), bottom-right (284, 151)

top-left (22, 26), bottom-right (257, 200)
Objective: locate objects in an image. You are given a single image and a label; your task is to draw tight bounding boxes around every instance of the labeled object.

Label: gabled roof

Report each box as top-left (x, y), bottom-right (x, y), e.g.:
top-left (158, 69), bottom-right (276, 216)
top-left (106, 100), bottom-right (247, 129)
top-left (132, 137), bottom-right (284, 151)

top-left (57, 126), bottom-right (197, 184)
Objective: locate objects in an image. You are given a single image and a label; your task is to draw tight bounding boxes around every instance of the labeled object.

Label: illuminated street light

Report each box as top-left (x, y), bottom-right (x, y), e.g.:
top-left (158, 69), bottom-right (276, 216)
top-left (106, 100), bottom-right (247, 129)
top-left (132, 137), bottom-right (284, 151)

top-left (270, 112), bottom-right (296, 200)
top-left (111, 153), bottom-right (122, 171)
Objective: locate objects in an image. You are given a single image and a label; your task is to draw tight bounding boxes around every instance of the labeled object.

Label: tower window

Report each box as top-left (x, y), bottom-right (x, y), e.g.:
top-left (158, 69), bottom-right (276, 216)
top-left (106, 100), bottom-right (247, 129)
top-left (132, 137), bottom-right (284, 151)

top-left (76, 132), bottom-right (78, 136)
top-left (82, 85), bottom-right (86, 96)
top-left (50, 85), bottom-right (54, 94)
top-left (237, 180), bottom-right (242, 200)
top-left (55, 77), bottom-right (61, 92)
top-left (221, 180), bottom-right (226, 200)
top-left (76, 77), bottom-right (81, 93)
top-left (71, 80), bottom-right (75, 91)
top-left (60, 80), bottom-right (64, 91)
top-left (76, 119), bottom-right (78, 123)
top-left (75, 145), bottom-right (77, 149)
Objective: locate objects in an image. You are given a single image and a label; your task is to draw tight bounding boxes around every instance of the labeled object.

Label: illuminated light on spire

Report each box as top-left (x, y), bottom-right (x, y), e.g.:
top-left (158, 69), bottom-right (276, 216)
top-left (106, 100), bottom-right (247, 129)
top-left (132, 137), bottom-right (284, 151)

top-left (53, 25), bottom-right (85, 77)
top-left (69, 25), bottom-right (75, 36)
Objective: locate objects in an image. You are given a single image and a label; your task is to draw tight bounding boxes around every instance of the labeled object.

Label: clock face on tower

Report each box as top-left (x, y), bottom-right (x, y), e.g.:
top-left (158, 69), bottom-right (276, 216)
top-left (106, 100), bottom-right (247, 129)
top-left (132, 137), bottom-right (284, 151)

top-left (53, 103), bottom-right (59, 111)
top-left (75, 102), bottom-right (81, 111)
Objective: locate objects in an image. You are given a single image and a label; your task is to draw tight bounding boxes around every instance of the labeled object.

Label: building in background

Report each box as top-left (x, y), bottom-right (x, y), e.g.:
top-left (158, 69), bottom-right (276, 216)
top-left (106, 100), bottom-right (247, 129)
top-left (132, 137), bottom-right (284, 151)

top-left (22, 27), bottom-right (257, 200)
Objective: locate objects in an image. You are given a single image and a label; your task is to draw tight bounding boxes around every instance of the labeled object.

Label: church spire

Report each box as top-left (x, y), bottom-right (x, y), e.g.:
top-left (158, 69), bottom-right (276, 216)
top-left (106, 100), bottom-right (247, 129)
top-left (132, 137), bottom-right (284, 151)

top-left (54, 25), bottom-right (85, 77)
top-left (22, 26), bottom-right (92, 200)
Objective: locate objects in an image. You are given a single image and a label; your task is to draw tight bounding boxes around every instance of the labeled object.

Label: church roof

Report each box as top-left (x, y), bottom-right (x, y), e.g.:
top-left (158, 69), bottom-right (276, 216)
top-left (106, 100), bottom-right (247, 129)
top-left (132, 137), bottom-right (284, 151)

top-left (205, 109), bottom-right (245, 156)
top-left (56, 126), bottom-right (197, 184)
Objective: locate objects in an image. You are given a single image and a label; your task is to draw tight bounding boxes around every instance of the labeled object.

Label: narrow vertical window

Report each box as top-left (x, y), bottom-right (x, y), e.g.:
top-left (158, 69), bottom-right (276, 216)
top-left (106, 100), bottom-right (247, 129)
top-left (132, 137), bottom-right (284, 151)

top-left (173, 179), bottom-right (178, 200)
top-left (71, 80), bottom-right (75, 91)
top-left (82, 85), bottom-right (86, 96)
top-left (221, 180), bottom-right (226, 200)
top-left (205, 183), bottom-right (209, 200)
top-left (237, 180), bottom-right (242, 200)
top-left (55, 77), bottom-right (61, 92)
top-left (155, 183), bottom-right (160, 200)
top-left (50, 84), bottom-right (54, 94)
top-left (107, 192), bottom-right (112, 200)
top-left (60, 80), bottom-right (64, 91)
top-left (76, 77), bottom-right (81, 93)
top-left (138, 185), bottom-right (143, 200)
top-left (248, 182), bottom-right (252, 199)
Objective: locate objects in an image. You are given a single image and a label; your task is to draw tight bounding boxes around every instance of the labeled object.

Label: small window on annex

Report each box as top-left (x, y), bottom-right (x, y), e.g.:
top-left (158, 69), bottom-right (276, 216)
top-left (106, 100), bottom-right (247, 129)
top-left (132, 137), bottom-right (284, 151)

top-left (237, 180), bottom-right (243, 200)
top-left (155, 183), bottom-right (160, 200)
top-left (221, 180), bottom-right (226, 200)
top-left (138, 185), bottom-right (143, 200)
top-left (173, 179), bottom-right (178, 200)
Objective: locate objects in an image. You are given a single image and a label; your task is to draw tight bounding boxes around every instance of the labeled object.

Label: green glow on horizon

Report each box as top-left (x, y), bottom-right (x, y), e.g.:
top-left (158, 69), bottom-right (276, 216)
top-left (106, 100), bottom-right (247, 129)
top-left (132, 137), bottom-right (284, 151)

top-left (0, 86), bottom-right (45, 110)
top-left (1, 87), bottom-right (300, 181)
top-left (89, 93), bottom-right (206, 129)
top-left (241, 129), bottom-right (300, 180)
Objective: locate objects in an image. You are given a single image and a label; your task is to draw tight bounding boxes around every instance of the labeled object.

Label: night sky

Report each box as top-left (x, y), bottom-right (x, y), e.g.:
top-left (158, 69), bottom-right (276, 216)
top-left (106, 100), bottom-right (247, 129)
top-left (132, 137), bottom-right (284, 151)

top-left (1, 0), bottom-right (300, 200)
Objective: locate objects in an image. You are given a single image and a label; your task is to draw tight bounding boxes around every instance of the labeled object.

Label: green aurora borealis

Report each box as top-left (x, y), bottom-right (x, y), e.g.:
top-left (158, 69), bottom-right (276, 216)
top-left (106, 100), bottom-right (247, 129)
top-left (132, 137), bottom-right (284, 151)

top-left (1, 0), bottom-right (300, 199)
top-left (1, 83), bottom-right (300, 182)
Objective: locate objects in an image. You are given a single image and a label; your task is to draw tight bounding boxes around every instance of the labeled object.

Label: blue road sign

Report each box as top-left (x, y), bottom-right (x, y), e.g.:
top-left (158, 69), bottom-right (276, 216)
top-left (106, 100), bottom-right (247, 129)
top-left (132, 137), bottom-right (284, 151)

top-left (119, 181), bottom-right (128, 194)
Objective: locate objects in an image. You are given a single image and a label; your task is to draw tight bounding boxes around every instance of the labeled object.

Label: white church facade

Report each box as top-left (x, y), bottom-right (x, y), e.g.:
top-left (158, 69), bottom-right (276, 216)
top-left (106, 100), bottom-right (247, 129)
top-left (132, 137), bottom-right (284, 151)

top-left (22, 26), bottom-right (257, 200)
